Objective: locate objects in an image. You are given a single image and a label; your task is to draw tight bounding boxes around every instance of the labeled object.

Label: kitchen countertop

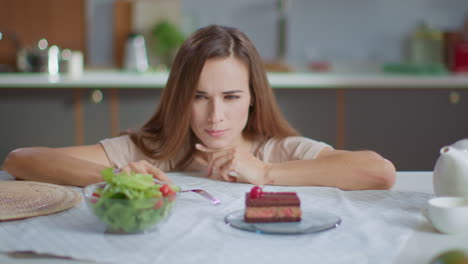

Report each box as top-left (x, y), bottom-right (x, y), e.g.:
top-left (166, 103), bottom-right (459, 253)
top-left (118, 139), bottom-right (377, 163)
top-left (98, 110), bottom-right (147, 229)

top-left (1, 71), bottom-right (468, 89)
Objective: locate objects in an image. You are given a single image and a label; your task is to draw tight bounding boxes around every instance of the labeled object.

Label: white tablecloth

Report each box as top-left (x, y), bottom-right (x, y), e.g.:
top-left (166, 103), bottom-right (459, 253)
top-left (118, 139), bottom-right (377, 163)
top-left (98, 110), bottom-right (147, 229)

top-left (393, 172), bottom-right (468, 264)
top-left (0, 172), bottom-right (433, 264)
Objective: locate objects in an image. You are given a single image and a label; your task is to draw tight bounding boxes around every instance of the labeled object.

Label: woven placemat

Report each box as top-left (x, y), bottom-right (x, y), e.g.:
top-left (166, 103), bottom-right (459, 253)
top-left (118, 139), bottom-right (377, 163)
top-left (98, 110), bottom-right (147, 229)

top-left (0, 181), bottom-right (82, 221)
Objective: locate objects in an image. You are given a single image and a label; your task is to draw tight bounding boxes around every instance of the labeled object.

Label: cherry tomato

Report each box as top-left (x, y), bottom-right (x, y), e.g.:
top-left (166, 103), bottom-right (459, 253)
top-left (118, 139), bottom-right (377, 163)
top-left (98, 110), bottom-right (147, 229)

top-left (153, 199), bottom-right (164, 210)
top-left (160, 184), bottom-right (171, 196)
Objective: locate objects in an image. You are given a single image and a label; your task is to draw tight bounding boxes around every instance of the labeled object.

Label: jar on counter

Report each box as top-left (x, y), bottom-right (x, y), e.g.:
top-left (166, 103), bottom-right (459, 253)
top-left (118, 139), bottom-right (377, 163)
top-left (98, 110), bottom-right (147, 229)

top-left (409, 22), bottom-right (444, 66)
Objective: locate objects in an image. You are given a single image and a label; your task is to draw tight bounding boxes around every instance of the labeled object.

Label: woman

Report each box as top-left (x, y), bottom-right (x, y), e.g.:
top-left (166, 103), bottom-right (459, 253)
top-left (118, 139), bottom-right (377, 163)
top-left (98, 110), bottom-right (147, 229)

top-left (3, 25), bottom-right (395, 189)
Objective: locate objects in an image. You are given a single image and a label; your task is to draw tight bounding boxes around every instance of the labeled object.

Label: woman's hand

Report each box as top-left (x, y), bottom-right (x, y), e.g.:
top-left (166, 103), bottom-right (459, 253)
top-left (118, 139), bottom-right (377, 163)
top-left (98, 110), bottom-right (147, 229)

top-left (118, 160), bottom-right (172, 183)
top-left (195, 144), bottom-right (271, 185)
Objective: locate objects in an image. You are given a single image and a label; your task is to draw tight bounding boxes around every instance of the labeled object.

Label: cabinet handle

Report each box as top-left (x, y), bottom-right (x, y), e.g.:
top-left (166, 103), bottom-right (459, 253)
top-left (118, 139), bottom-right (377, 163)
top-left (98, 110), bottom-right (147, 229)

top-left (90, 89), bottom-right (103, 104)
top-left (449, 91), bottom-right (460, 105)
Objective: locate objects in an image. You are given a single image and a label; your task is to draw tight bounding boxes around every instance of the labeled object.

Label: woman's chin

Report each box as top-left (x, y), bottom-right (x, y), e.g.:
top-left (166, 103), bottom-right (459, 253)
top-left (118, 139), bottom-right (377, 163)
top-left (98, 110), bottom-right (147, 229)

top-left (201, 139), bottom-right (232, 150)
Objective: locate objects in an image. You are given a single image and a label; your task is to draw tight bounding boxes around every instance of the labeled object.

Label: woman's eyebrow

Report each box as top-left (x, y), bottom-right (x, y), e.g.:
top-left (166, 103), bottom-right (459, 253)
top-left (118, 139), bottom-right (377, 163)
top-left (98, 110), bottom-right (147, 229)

top-left (223, 90), bottom-right (244, 94)
top-left (195, 90), bottom-right (244, 94)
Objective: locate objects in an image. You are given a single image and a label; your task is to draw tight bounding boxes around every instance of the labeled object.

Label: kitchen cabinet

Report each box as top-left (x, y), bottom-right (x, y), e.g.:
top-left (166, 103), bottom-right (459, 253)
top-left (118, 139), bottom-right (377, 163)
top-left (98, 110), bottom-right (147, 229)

top-left (82, 89), bottom-right (112, 144)
top-left (274, 89), bottom-right (337, 147)
top-left (0, 89), bottom-right (75, 162)
top-left (1, 72), bottom-right (468, 170)
top-left (345, 90), bottom-right (468, 171)
top-left (117, 89), bottom-right (163, 133)
top-left (0, 88), bottom-right (111, 163)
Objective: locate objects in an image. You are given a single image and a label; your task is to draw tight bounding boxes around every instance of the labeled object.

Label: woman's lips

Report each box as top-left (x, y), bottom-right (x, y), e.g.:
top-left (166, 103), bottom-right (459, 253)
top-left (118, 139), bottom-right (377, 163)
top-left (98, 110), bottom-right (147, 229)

top-left (206, 129), bottom-right (227, 137)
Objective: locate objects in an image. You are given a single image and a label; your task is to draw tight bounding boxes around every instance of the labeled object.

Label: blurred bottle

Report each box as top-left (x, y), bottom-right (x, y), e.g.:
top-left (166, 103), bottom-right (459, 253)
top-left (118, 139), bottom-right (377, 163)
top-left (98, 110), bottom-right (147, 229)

top-left (430, 28), bottom-right (444, 64)
top-left (17, 39), bottom-right (49, 72)
top-left (61, 49), bottom-right (84, 79)
top-left (452, 14), bottom-right (468, 73)
top-left (409, 22), bottom-right (444, 66)
top-left (47, 45), bottom-right (60, 76)
top-left (276, 0), bottom-right (290, 61)
top-left (409, 23), bottom-right (428, 64)
top-left (123, 33), bottom-right (148, 72)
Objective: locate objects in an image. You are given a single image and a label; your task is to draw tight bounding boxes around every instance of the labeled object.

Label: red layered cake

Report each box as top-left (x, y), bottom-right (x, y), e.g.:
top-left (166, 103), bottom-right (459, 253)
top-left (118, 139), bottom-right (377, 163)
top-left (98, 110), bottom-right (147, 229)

top-left (244, 186), bottom-right (301, 223)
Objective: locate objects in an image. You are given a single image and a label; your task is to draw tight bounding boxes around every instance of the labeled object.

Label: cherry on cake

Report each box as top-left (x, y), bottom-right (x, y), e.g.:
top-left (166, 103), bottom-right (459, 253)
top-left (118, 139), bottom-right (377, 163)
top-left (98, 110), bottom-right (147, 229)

top-left (244, 186), bottom-right (302, 223)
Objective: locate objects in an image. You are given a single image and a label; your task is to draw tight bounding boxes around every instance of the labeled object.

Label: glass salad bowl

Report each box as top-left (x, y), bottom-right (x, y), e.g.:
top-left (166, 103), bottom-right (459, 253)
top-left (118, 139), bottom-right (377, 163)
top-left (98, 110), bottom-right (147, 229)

top-left (83, 168), bottom-right (179, 234)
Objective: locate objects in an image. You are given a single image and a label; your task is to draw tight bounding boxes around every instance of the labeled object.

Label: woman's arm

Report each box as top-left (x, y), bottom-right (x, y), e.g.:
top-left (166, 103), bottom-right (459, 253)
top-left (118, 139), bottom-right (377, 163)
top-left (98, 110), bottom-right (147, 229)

top-left (2, 145), bottom-right (112, 187)
top-left (195, 144), bottom-right (395, 190)
top-left (265, 148), bottom-right (396, 190)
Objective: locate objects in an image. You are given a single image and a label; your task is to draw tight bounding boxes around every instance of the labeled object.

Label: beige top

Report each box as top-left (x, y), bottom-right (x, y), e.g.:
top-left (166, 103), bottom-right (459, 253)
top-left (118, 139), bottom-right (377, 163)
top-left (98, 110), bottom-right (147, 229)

top-left (100, 135), bottom-right (332, 171)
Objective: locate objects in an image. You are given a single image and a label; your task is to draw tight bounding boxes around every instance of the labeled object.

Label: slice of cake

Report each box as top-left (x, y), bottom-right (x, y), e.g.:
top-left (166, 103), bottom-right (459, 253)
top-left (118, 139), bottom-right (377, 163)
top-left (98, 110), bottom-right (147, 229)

top-left (244, 186), bottom-right (301, 223)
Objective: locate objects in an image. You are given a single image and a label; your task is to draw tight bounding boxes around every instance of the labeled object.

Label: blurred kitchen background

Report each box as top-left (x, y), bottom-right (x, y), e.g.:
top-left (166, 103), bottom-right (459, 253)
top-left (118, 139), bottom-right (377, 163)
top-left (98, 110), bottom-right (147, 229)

top-left (1, 0), bottom-right (468, 171)
top-left (1, 0), bottom-right (468, 73)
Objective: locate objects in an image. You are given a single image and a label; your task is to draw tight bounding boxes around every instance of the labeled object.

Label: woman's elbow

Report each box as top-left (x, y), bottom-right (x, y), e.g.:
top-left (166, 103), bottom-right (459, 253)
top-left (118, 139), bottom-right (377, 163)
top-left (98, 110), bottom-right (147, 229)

top-left (3, 147), bottom-right (43, 177)
top-left (3, 148), bottom-right (26, 173)
top-left (363, 151), bottom-right (396, 190)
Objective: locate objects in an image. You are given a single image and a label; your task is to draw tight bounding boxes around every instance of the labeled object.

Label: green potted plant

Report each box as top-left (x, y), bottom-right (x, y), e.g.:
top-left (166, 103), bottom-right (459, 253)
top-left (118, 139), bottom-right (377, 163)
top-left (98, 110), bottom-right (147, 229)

top-left (151, 20), bottom-right (185, 67)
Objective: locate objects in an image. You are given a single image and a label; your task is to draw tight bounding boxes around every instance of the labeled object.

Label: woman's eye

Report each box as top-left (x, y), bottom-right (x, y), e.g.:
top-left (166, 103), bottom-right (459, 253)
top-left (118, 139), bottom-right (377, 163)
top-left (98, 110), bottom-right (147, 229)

top-left (195, 94), bottom-right (208, 100)
top-left (225, 95), bottom-right (240, 100)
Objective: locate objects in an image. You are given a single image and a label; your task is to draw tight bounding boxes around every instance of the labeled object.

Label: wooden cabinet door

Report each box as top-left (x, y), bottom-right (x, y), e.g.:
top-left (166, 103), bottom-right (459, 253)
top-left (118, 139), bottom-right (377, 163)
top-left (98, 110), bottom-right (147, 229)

top-left (0, 88), bottom-right (75, 164)
top-left (345, 90), bottom-right (468, 171)
top-left (0, 0), bottom-right (85, 71)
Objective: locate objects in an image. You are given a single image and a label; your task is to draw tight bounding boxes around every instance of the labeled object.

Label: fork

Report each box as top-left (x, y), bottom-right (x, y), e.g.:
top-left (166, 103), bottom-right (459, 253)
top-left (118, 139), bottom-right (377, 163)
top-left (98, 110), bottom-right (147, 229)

top-left (150, 177), bottom-right (221, 206)
top-left (179, 189), bottom-right (221, 206)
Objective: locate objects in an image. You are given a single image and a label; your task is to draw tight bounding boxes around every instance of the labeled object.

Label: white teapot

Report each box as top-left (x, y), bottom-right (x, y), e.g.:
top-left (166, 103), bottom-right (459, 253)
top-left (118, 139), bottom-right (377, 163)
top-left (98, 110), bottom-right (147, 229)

top-left (433, 139), bottom-right (468, 198)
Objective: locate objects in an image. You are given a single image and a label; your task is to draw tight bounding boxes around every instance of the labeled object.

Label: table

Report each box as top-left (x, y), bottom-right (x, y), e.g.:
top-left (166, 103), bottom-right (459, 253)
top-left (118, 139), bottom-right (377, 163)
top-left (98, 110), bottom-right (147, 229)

top-left (0, 171), bottom-right (465, 264)
top-left (394, 172), bottom-right (468, 264)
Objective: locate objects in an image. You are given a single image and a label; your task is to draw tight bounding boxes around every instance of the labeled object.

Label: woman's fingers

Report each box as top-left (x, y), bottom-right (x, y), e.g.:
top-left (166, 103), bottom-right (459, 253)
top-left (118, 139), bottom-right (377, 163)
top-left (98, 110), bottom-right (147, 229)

top-left (227, 175), bottom-right (237, 182)
top-left (219, 163), bottom-right (237, 182)
top-left (139, 160), bottom-right (172, 183)
top-left (118, 160), bottom-right (171, 183)
top-left (146, 165), bottom-right (172, 183)
top-left (208, 152), bottom-right (234, 179)
top-left (196, 144), bottom-right (236, 176)
top-left (129, 161), bottom-right (145, 173)
top-left (196, 144), bottom-right (244, 183)
top-left (120, 166), bottom-right (132, 175)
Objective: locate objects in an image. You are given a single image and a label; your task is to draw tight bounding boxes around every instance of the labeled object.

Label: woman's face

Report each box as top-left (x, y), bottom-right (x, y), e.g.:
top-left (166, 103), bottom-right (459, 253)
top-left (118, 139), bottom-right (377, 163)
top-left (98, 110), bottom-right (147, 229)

top-left (190, 56), bottom-right (251, 150)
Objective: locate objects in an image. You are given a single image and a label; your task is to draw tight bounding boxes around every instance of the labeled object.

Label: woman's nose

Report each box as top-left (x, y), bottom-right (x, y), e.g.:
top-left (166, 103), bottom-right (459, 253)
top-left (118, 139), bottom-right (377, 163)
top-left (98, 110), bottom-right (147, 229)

top-left (208, 99), bottom-right (224, 123)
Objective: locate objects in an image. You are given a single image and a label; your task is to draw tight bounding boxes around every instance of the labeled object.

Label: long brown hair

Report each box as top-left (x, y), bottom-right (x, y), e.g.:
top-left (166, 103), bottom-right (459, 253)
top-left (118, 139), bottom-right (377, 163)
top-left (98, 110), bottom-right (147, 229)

top-left (128, 25), bottom-right (299, 169)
